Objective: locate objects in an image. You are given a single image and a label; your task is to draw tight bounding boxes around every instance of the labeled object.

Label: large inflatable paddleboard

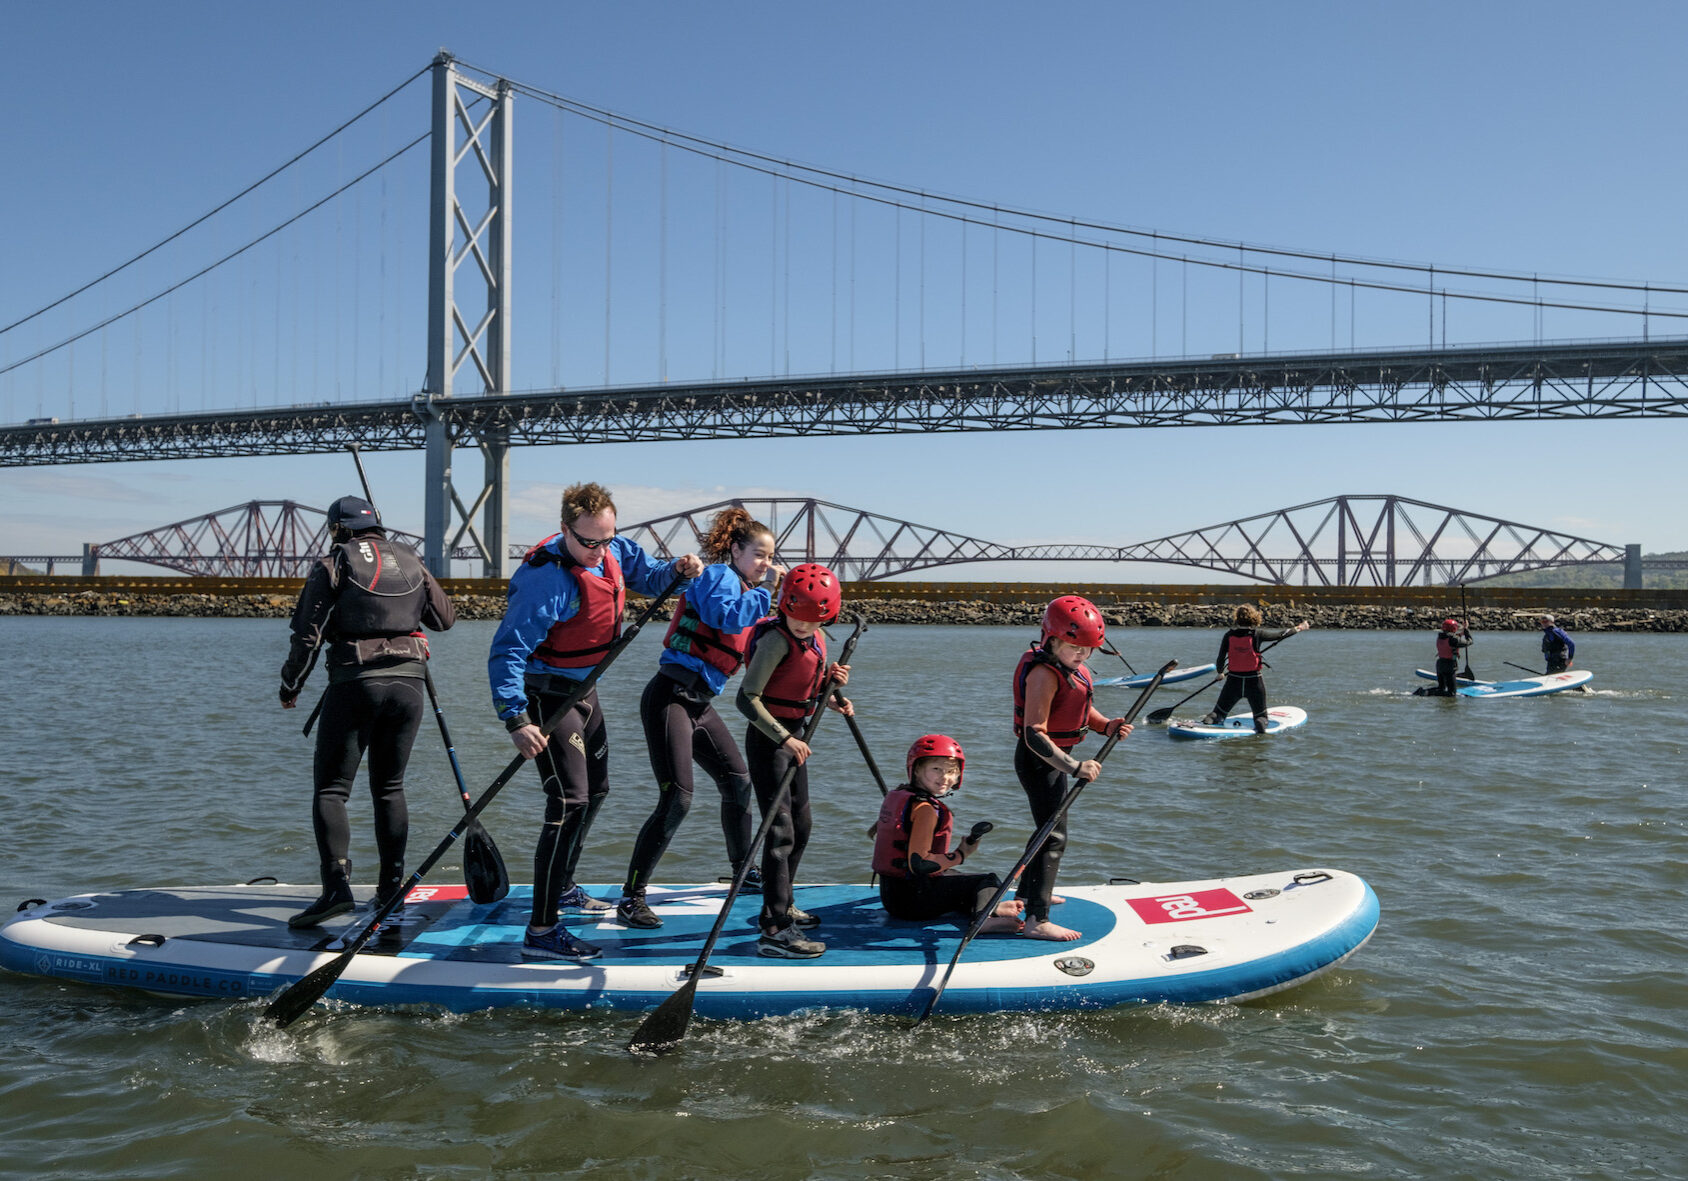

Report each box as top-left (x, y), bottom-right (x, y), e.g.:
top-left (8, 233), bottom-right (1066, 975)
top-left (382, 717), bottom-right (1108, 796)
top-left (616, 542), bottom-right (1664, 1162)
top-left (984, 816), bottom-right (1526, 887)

top-left (2, 871), bottom-right (1377, 1019)
top-left (1456, 669), bottom-right (1592, 698)
top-left (1167, 705), bottom-right (1309, 740)
top-left (1095, 663), bottom-right (1217, 689)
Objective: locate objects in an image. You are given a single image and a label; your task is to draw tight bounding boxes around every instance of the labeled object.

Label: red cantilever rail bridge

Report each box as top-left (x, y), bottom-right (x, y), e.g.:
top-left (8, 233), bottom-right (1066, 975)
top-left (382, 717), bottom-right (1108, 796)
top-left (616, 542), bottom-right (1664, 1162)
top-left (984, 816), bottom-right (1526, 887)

top-left (7, 495), bottom-right (1677, 586)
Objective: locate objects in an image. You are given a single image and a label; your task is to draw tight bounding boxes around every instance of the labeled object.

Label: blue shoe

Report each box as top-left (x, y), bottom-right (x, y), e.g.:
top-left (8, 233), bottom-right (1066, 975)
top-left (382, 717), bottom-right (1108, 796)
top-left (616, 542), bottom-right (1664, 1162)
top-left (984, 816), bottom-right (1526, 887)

top-left (556, 884), bottom-right (614, 914)
top-left (521, 925), bottom-right (602, 961)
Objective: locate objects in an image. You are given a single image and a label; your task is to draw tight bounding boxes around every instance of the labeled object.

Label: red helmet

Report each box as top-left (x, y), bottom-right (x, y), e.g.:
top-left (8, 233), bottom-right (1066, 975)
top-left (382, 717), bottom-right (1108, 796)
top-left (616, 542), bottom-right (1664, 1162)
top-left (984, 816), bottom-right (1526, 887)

top-left (778, 562), bottom-right (841, 623)
top-left (1042, 595), bottom-right (1105, 648)
top-left (1441, 618), bottom-right (1461, 632)
top-left (906, 734), bottom-right (964, 791)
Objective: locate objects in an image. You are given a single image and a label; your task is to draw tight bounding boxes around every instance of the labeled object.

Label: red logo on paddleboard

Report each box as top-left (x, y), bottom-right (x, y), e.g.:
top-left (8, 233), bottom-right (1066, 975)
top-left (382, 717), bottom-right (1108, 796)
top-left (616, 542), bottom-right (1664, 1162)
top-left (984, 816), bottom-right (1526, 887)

top-left (403, 884), bottom-right (468, 903)
top-left (1128, 888), bottom-right (1251, 924)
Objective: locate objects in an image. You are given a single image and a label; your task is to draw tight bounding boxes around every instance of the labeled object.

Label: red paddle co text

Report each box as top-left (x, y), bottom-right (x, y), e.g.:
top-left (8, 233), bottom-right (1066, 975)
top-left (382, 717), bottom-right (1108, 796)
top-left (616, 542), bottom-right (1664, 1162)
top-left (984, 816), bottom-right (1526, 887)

top-left (1128, 888), bottom-right (1252, 924)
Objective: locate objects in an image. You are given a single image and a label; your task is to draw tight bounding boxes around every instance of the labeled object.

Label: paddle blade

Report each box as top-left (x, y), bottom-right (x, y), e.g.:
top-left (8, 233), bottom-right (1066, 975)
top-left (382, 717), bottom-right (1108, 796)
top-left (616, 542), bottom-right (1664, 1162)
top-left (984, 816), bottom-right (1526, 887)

top-left (265, 947), bottom-right (355, 1028)
top-left (628, 974), bottom-right (701, 1055)
top-left (462, 820), bottom-right (510, 905)
top-left (1147, 706), bottom-right (1176, 724)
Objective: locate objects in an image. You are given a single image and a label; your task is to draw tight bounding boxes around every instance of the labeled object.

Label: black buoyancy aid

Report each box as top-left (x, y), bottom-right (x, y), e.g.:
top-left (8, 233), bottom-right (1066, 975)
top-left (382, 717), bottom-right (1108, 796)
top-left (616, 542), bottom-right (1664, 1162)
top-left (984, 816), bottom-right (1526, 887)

top-left (872, 787), bottom-right (954, 879)
top-left (1012, 644), bottom-right (1095, 749)
top-left (1542, 629), bottom-right (1568, 657)
top-left (331, 534), bottom-right (429, 637)
top-left (1224, 629), bottom-right (1264, 674)
top-left (662, 577), bottom-right (756, 676)
top-left (523, 536), bottom-right (626, 669)
top-left (748, 618), bottom-right (827, 720)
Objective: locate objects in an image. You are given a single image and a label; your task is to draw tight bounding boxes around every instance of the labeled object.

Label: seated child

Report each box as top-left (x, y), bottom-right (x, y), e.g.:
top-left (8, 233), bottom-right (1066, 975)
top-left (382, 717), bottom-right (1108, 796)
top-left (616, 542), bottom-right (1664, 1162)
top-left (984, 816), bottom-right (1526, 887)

top-left (872, 735), bottom-right (1023, 934)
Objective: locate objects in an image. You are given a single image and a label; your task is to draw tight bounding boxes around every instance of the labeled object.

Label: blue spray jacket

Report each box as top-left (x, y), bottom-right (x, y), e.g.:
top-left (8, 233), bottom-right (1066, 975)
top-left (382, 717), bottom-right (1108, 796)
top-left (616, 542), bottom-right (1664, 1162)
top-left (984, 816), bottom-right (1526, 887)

top-left (488, 534), bottom-right (684, 725)
top-left (1541, 625), bottom-right (1575, 661)
top-left (657, 561), bottom-right (774, 696)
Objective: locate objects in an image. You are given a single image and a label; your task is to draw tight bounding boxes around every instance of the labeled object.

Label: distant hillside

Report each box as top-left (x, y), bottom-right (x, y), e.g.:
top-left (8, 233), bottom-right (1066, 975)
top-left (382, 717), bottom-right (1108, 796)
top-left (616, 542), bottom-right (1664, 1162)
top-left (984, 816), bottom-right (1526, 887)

top-left (1482, 551), bottom-right (1688, 589)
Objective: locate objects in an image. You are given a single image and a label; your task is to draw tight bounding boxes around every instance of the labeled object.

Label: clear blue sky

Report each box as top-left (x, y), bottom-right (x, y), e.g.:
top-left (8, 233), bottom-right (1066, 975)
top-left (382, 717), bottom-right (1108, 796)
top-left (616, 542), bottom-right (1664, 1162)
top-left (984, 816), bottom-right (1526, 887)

top-left (4, 2), bottom-right (1687, 577)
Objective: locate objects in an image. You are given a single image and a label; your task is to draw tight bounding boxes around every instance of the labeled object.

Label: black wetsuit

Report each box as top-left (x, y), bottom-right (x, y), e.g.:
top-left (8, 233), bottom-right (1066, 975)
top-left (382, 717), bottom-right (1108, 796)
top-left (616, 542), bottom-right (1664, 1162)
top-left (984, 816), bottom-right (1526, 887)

top-left (525, 681), bottom-right (609, 928)
top-left (1434, 631), bottom-right (1473, 695)
top-left (279, 531), bottom-right (455, 900)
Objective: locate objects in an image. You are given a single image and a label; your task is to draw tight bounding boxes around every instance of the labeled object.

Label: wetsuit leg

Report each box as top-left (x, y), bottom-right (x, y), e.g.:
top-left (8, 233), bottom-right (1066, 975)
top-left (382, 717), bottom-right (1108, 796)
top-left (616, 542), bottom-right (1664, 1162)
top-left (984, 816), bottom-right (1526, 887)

top-left (746, 726), bottom-right (804, 930)
top-left (1436, 657), bottom-right (1459, 695)
top-left (1210, 674), bottom-right (1245, 721)
top-left (558, 699), bottom-right (609, 889)
top-left (527, 687), bottom-right (599, 928)
top-left (688, 704), bottom-right (754, 869)
top-left (624, 674), bottom-right (696, 894)
top-left (1013, 738), bottom-right (1067, 924)
top-left (360, 676), bottom-right (425, 900)
top-left (1244, 674), bottom-right (1268, 731)
top-left (880, 871), bottom-right (1003, 921)
top-left (309, 680), bottom-right (370, 868)
top-left (1545, 655), bottom-right (1570, 674)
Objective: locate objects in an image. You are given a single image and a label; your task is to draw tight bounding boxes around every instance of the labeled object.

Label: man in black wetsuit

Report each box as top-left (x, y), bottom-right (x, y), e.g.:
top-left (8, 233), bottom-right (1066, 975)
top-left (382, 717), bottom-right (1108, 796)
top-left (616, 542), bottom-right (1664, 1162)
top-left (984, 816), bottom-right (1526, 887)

top-left (278, 496), bottom-right (456, 927)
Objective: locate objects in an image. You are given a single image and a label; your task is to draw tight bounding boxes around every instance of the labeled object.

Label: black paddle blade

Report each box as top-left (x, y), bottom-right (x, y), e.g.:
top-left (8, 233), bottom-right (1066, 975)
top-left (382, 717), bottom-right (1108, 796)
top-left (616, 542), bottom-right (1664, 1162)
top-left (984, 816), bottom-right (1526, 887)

top-left (1146, 706), bottom-right (1176, 724)
top-left (628, 975), bottom-right (701, 1055)
top-left (462, 820), bottom-right (510, 905)
top-left (265, 947), bottom-right (357, 1028)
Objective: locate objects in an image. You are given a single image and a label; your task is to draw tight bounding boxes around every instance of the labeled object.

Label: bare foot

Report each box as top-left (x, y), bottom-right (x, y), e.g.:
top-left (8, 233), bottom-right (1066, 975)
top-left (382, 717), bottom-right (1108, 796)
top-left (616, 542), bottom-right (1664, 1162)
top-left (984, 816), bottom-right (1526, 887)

top-left (1020, 918), bottom-right (1081, 941)
top-left (993, 899), bottom-right (1025, 919)
top-left (976, 915), bottom-right (1023, 935)
top-left (1050, 894), bottom-right (1066, 906)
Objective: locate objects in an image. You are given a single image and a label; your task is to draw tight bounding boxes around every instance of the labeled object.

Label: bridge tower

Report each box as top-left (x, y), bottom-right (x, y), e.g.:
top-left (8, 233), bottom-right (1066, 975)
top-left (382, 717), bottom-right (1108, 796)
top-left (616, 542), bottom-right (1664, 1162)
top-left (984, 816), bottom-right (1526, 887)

top-left (422, 51), bottom-right (514, 577)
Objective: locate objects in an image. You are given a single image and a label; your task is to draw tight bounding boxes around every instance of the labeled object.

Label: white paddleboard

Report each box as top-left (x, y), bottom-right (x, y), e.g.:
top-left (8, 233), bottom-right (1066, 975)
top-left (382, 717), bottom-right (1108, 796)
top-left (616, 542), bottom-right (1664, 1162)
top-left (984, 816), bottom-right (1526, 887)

top-left (1095, 663), bottom-right (1217, 689)
top-left (1167, 705), bottom-right (1309, 740)
top-left (1457, 670), bottom-right (1593, 698)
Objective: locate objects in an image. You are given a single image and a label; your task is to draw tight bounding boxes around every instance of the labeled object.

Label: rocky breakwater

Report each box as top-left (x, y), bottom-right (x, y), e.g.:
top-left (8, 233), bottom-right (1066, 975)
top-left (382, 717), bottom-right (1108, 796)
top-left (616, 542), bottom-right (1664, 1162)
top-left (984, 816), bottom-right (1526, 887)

top-left (3, 591), bottom-right (1686, 632)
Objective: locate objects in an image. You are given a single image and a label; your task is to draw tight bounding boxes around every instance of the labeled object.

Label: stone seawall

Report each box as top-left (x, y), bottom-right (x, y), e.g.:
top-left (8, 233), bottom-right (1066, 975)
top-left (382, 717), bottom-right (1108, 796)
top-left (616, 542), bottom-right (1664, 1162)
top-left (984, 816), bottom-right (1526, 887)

top-left (3, 591), bottom-right (1685, 632)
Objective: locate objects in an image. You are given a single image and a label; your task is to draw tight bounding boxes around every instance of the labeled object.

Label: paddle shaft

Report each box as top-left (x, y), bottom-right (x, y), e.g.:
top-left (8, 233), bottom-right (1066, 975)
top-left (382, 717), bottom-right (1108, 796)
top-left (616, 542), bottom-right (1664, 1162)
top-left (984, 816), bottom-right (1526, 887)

top-left (915, 658), bottom-right (1176, 1025)
top-left (1148, 632), bottom-right (1295, 724)
top-left (1102, 641), bottom-right (1137, 677)
top-left (1505, 660), bottom-right (1545, 676)
top-left (266, 573), bottom-right (687, 1028)
top-left (1459, 585), bottom-right (1477, 680)
top-left (628, 622), bottom-right (862, 1054)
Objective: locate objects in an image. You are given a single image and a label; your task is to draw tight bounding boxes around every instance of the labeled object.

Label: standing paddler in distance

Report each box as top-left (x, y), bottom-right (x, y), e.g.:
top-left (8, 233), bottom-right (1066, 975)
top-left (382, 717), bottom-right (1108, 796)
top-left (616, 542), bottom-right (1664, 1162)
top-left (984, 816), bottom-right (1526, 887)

top-left (615, 506), bottom-right (786, 929)
top-left (735, 562), bottom-right (854, 958)
top-left (278, 496), bottom-right (457, 928)
top-left (1204, 605), bottom-right (1311, 733)
top-left (1539, 614), bottom-right (1576, 673)
top-left (1011, 595), bottom-right (1134, 942)
top-left (489, 482), bottom-right (702, 961)
top-left (873, 735), bottom-right (1024, 934)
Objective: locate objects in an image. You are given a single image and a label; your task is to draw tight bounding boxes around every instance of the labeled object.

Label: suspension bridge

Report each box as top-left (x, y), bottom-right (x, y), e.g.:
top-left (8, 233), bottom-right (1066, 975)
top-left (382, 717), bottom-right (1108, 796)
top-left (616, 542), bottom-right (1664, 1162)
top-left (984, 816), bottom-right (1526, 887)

top-left (10, 494), bottom-right (1681, 587)
top-left (4, 53), bottom-right (1686, 579)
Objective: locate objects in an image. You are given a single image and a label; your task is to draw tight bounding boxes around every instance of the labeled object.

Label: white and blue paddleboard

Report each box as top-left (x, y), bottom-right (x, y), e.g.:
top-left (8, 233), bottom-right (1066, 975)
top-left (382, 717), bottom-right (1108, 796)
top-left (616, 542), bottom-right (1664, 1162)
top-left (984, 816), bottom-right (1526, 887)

top-left (1412, 668), bottom-right (1483, 687)
top-left (1, 871), bottom-right (1377, 1020)
top-left (1095, 663), bottom-right (1217, 689)
top-left (1167, 705), bottom-right (1309, 740)
top-left (1456, 669), bottom-right (1593, 698)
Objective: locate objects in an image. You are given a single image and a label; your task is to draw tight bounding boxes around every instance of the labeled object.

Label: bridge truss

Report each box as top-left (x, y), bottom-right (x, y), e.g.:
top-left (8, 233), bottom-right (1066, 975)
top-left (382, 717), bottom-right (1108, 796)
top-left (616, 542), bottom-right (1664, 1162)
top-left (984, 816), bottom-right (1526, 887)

top-left (4, 339), bottom-right (1688, 469)
top-left (86, 501), bottom-right (427, 578)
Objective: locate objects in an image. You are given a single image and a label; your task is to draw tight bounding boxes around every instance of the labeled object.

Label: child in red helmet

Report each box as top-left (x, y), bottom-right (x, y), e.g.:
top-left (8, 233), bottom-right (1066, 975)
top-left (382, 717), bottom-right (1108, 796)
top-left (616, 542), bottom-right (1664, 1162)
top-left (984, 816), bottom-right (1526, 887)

top-left (1429, 617), bottom-right (1473, 696)
top-left (873, 735), bottom-right (1024, 934)
top-left (735, 562), bottom-right (853, 958)
top-left (1010, 595), bottom-right (1133, 942)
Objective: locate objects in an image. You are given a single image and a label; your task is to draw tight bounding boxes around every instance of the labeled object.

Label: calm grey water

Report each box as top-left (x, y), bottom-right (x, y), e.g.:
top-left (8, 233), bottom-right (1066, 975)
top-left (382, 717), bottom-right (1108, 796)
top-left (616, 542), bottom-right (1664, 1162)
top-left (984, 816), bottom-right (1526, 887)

top-left (0, 618), bottom-right (1682, 1179)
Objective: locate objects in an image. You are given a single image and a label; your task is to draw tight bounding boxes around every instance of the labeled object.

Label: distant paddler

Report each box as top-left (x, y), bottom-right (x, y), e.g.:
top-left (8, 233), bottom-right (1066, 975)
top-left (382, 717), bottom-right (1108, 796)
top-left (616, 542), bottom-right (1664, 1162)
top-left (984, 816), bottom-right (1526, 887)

top-left (1539, 614), bottom-right (1576, 673)
top-left (1204, 605), bottom-right (1310, 733)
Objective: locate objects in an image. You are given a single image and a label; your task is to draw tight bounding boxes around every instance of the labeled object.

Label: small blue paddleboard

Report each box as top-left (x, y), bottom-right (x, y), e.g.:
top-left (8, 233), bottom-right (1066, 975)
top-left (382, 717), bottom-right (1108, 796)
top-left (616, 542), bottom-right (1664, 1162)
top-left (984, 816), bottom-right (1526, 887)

top-left (1167, 705), bottom-right (1308, 740)
top-left (1096, 663), bottom-right (1217, 689)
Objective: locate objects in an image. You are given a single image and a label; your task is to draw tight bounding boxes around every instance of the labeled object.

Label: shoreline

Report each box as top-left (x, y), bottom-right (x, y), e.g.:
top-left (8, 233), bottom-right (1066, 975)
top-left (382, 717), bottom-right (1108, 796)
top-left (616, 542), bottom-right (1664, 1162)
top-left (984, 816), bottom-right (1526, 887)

top-left (3, 591), bottom-right (1685, 632)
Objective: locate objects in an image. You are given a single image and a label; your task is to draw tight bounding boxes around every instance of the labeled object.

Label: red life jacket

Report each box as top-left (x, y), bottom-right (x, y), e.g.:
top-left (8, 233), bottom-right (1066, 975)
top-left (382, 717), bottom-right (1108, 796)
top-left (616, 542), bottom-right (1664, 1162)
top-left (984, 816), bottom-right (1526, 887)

top-left (662, 575), bottom-right (757, 677)
top-left (872, 788), bottom-right (954, 879)
top-left (1436, 632), bottom-right (1460, 661)
top-left (747, 618), bottom-right (827, 720)
top-left (522, 536), bottom-right (626, 669)
top-left (1012, 644), bottom-right (1095, 750)
top-left (1225, 629), bottom-right (1263, 674)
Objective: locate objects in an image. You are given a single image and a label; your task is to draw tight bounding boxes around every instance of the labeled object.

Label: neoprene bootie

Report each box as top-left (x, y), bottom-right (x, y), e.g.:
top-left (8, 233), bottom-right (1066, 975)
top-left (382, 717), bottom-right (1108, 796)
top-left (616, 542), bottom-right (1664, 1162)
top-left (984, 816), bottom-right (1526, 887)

top-left (289, 858), bottom-right (355, 928)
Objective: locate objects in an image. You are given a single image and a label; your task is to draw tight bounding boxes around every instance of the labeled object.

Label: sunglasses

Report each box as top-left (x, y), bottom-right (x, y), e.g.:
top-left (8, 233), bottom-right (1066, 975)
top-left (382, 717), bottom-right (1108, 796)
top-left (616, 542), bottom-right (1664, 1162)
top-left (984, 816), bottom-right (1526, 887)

top-left (567, 525), bottom-right (616, 551)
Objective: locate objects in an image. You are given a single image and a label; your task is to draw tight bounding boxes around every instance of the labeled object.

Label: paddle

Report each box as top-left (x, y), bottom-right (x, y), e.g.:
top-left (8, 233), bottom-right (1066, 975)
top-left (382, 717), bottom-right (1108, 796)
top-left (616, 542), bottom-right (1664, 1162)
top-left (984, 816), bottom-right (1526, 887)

top-left (628, 619), bottom-right (864, 1055)
top-left (1505, 660), bottom-right (1545, 677)
top-left (914, 658), bottom-right (1175, 1026)
top-left (908, 821), bottom-right (994, 877)
top-left (1101, 641), bottom-right (1137, 677)
top-left (1147, 632), bottom-right (1295, 725)
top-left (1459, 585), bottom-right (1477, 682)
top-left (344, 443), bottom-right (508, 904)
top-left (423, 666), bottom-right (509, 905)
top-left (265, 573), bottom-right (687, 1029)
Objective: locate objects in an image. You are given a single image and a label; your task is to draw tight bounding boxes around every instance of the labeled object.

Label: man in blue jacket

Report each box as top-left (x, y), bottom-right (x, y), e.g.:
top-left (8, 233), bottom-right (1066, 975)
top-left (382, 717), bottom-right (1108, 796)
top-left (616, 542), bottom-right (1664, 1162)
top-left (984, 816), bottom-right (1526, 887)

top-left (489, 482), bottom-right (701, 961)
top-left (1539, 614), bottom-right (1576, 674)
